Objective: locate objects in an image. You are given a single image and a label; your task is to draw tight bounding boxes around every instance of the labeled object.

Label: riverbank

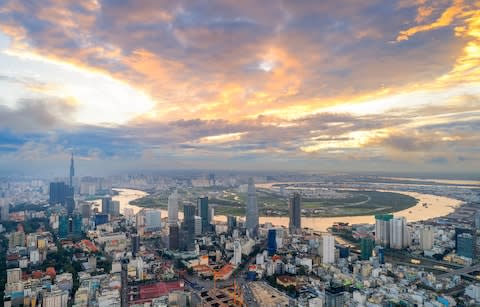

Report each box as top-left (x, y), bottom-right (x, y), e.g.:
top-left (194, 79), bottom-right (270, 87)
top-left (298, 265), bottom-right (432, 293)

top-left (129, 189), bottom-right (419, 218)
top-left (112, 187), bottom-right (462, 232)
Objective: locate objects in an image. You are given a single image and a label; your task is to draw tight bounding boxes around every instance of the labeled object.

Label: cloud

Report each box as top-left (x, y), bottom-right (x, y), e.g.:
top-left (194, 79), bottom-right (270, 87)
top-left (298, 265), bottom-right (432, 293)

top-left (0, 97), bottom-right (76, 132)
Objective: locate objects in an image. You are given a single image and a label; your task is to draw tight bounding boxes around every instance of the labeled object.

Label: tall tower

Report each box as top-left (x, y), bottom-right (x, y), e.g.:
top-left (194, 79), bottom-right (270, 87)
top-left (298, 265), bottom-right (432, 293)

top-left (197, 196), bottom-right (209, 232)
top-left (289, 192), bottom-right (301, 232)
top-left (245, 177), bottom-right (259, 237)
top-left (167, 190), bottom-right (179, 226)
top-left (69, 153), bottom-right (75, 188)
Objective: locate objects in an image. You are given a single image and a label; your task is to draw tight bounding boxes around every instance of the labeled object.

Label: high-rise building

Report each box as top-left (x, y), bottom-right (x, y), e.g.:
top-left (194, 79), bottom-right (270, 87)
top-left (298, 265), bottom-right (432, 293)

top-left (267, 228), bottom-right (277, 256)
top-left (71, 213), bottom-right (83, 236)
top-left (59, 215), bottom-right (69, 238)
top-left (95, 214), bottom-right (109, 227)
top-left (69, 153), bottom-right (75, 189)
top-left (49, 182), bottom-right (67, 205)
top-left (169, 224), bottom-right (180, 250)
top-left (457, 232), bottom-right (475, 259)
top-left (322, 234), bottom-right (335, 264)
top-left (183, 202), bottom-right (196, 250)
top-left (102, 196), bottom-right (113, 215)
top-left (194, 216), bottom-right (202, 236)
top-left (245, 177), bottom-right (259, 237)
top-left (227, 215), bottom-right (237, 232)
top-left (0, 198), bottom-right (9, 221)
top-left (289, 192), bottom-right (301, 232)
top-left (420, 226), bottom-right (434, 251)
top-left (325, 284), bottom-right (345, 307)
top-left (131, 234), bottom-right (140, 256)
top-left (197, 196), bottom-right (209, 232)
top-left (389, 217), bottom-right (410, 249)
top-left (232, 239), bottom-right (242, 265)
top-left (360, 237), bottom-right (374, 260)
top-left (81, 203), bottom-right (91, 218)
top-left (144, 209), bottom-right (162, 232)
top-left (375, 214), bottom-right (393, 248)
top-left (167, 190), bottom-right (179, 226)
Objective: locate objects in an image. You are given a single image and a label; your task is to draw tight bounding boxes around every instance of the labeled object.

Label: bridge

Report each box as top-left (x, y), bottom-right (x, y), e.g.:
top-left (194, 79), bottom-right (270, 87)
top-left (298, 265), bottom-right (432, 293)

top-left (438, 264), bottom-right (480, 279)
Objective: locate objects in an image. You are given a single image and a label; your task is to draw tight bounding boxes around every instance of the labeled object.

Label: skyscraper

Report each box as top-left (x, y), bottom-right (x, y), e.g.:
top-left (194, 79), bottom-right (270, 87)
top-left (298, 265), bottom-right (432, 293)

top-left (167, 190), bottom-right (179, 226)
top-left (197, 196), bottom-right (209, 232)
top-left (375, 214), bottom-right (393, 248)
top-left (267, 228), bottom-right (277, 256)
top-left (389, 217), bottom-right (410, 249)
top-left (102, 196), bottom-right (112, 215)
top-left (289, 192), bottom-right (301, 232)
top-left (245, 177), bottom-right (259, 237)
top-left (131, 234), bottom-right (140, 256)
top-left (183, 202), bottom-right (196, 250)
top-left (169, 224), bottom-right (180, 250)
top-left (232, 239), bottom-right (242, 265)
top-left (69, 153), bottom-right (75, 188)
top-left (49, 182), bottom-right (67, 205)
top-left (457, 232), bottom-right (475, 259)
top-left (322, 234), bottom-right (335, 264)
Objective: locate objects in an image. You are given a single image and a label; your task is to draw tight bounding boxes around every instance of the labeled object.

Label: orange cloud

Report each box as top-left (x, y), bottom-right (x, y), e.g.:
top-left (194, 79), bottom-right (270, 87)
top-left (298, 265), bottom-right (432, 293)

top-left (397, 0), bottom-right (465, 41)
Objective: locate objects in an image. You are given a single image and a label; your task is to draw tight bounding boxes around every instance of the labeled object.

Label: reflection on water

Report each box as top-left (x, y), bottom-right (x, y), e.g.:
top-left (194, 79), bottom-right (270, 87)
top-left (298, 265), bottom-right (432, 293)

top-left (111, 187), bottom-right (462, 232)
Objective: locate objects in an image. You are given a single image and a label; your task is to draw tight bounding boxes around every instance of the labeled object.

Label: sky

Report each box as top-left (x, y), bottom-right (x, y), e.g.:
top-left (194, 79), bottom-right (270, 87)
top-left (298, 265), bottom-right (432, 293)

top-left (0, 0), bottom-right (479, 176)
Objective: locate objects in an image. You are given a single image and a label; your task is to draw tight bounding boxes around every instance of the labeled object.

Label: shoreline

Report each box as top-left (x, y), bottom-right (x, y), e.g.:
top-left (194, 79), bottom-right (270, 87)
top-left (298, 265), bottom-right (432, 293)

top-left (113, 187), bottom-right (463, 232)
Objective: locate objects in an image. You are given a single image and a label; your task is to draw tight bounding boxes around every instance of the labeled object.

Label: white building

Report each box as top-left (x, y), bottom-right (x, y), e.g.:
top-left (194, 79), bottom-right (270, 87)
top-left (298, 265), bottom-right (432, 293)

top-left (322, 234), bottom-right (335, 264)
top-left (375, 215), bottom-right (392, 247)
top-left (420, 226), bottom-right (434, 251)
top-left (43, 289), bottom-right (69, 307)
top-left (167, 190), bottom-right (179, 225)
top-left (7, 268), bottom-right (21, 283)
top-left (390, 217), bottom-right (410, 249)
top-left (232, 240), bottom-right (242, 265)
top-left (30, 249), bottom-right (40, 264)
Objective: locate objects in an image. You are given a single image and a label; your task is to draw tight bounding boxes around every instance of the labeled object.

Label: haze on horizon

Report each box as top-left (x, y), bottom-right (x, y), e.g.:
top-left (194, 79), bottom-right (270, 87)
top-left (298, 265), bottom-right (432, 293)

top-left (0, 0), bottom-right (479, 176)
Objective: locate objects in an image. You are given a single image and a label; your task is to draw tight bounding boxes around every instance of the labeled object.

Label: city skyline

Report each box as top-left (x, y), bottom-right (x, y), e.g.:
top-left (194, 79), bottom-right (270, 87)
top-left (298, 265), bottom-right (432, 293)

top-left (0, 1), bottom-right (479, 175)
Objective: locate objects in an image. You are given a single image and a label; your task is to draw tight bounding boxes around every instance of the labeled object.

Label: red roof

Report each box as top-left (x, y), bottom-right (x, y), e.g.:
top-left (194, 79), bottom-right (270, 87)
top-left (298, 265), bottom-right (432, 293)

top-left (139, 281), bottom-right (183, 299)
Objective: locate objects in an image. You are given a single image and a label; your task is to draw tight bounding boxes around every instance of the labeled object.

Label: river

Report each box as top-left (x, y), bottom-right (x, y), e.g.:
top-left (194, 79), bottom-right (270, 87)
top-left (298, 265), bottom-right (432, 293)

top-left (111, 186), bottom-right (463, 232)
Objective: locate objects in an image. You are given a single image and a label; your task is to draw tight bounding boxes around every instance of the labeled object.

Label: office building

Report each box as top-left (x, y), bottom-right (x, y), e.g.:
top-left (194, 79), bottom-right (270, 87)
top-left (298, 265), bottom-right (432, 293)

top-left (268, 228), bottom-right (277, 256)
top-left (208, 207), bottom-right (215, 224)
top-left (102, 196), bottom-right (113, 215)
top-left (227, 215), bottom-right (237, 232)
top-left (167, 190), bottom-right (179, 226)
top-left (245, 177), bottom-right (259, 237)
top-left (457, 232), bottom-right (475, 259)
top-left (69, 152), bottom-right (75, 188)
top-left (325, 285), bottom-right (345, 307)
top-left (0, 198), bottom-right (9, 221)
top-left (420, 226), bottom-right (434, 251)
top-left (131, 234), bottom-right (140, 256)
top-left (197, 196), bottom-right (209, 232)
top-left (183, 202), bottom-right (196, 250)
top-left (322, 234), bottom-right (335, 264)
top-left (455, 227), bottom-right (472, 250)
top-left (360, 237), bottom-right (374, 260)
top-left (81, 203), bottom-right (91, 218)
top-left (59, 215), bottom-right (69, 238)
top-left (169, 224), bottom-right (180, 250)
top-left (95, 214), bottom-right (109, 226)
top-left (49, 182), bottom-right (67, 205)
top-left (194, 216), bottom-right (202, 236)
top-left (144, 209), bottom-right (162, 232)
top-left (389, 217), bottom-right (410, 249)
top-left (71, 213), bottom-right (83, 236)
top-left (232, 239), bottom-right (242, 265)
top-left (289, 192), bottom-right (301, 232)
top-left (375, 214), bottom-right (393, 248)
